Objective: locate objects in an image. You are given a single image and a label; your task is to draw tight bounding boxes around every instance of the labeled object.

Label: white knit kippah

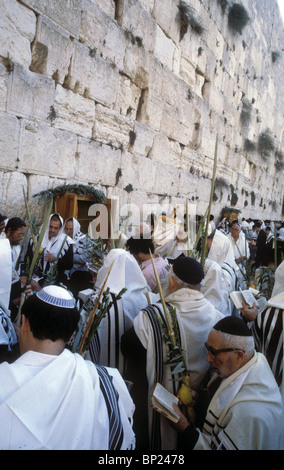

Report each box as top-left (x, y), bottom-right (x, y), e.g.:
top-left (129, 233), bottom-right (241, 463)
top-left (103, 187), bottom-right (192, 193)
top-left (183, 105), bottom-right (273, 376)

top-left (36, 285), bottom-right (75, 308)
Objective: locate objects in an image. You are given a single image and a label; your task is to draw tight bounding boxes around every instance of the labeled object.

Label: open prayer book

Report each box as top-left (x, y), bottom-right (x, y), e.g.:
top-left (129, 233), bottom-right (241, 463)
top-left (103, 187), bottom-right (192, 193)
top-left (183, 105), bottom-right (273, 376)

top-left (151, 383), bottom-right (180, 423)
top-left (230, 288), bottom-right (257, 310)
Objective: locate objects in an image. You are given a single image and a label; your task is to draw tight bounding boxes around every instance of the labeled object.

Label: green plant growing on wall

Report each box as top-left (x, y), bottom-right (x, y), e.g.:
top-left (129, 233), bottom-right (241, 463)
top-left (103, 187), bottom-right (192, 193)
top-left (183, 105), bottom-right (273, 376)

top-left (275, 150), bottom-right (284, 170)
top-left (240, 99), bottom-right (252, 127)
top-left (217, 0), bottom-right (229, 14)
top-left (228, 3), bottom-right (250, 35)
top-left (257, 130), bottom-right (275, 161)
top-left (271, 51), bottom-right (281, 63)
top-left (178, 0), bottom-right (205, 40)
top-left (34, 184), bottom-right (106, 204)
top-left (243, 138), bottom-right (257, 153)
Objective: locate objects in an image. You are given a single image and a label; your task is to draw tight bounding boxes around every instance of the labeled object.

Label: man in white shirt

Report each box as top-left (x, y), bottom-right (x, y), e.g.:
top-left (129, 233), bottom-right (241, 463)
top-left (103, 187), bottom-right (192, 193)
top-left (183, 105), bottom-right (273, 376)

top-left (0, 285), bottom-right (135, 450)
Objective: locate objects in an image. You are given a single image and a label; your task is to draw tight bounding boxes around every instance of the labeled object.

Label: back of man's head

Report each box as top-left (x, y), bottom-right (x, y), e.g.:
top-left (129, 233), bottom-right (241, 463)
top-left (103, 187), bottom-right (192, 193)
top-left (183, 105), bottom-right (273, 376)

top-left (126, 236), bottom-right (154, 255)
top-left (5, 217), bottom-right (26, 234)
top-left (21, 286), bottom-right (79, 343)
top-left (172, 255), bottom-right (204, 288)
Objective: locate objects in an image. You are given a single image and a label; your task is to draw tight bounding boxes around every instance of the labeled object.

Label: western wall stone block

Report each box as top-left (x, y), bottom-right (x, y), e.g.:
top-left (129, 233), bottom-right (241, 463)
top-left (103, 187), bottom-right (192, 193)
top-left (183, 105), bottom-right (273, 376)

top-left (30, 16), bottom-right (74, 84)
top-left (94, 104), bottom-right (134, 148)
top-left (119, 0), bottom-right (157, 53)
top-left (114, 74), bottom-right (141, 119)
top-left (80, 0), bottom-right (126, 70)
top-left (152, 0), bottom-right (180, 44)
top-left (21, 0), bottom-right (81, 38)
top-left (53, 85), bottom-right (96, 139)
top-left (130, 121), bottom-right (155, 158)
top-left (119, 151), bottom-right (157, 193)
top-left (0, 110), bottom-right (20, 170)
top-left (123, 42), bottom-right (150, 89)
top-left (67, 42), bottom-right (119, 107)
top-left (148, 132), bottom-right (181, 168)
top-left (136, 89), bottom-right (163, 132)
top-left (0, 0), bottom-right (35, 68)
top-left (0, 171), bottom-right (27, 217)
top-left (7, 63), bottom-right (55, 122)
top-left (76, 138), bottom-right (121, 186)
top-left (93, 0), bottom-right (115, 18)
top-left (154, 162), bottom-right (180, 195)
top-left (0, 62), bottom-right (9, 111)
top-left (19, 120), bottom-right (77, 178)
top-left (154, 26), bottom-right (176, 70)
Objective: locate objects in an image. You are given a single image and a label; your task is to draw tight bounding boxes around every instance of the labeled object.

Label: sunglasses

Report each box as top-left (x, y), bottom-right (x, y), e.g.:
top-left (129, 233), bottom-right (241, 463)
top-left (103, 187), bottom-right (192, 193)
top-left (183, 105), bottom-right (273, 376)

top-left (205, 343), bottom-right (245, 357)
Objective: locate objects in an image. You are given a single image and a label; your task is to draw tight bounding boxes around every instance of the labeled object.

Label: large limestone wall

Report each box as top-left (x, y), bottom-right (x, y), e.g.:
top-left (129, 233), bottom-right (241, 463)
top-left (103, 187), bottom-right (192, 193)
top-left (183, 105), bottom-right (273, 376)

top-left (0, 0), bottom-right (284, 222)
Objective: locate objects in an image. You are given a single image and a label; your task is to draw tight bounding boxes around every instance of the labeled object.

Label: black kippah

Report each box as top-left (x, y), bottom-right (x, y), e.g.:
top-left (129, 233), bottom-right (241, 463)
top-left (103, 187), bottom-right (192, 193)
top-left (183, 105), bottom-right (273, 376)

top-left (173, 255), bottom-right (204, 285)
top-left (213, 316), bottom-right (252, 336)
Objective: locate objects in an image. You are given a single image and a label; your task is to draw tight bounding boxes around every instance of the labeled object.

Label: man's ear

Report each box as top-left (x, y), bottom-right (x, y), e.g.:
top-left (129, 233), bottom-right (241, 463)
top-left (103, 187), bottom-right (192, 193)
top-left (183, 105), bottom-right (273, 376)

top-left (21, 314), bottom-right (30, 332)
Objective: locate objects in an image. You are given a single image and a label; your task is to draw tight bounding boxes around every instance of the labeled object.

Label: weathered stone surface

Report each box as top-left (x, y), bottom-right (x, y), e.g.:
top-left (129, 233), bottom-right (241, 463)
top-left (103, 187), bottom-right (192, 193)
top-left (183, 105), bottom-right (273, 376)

top-left (0, 62), bottom-right (9, 111)
top-left (0, 171), bottom-right (27, 216)
top-left (21, 0), bottom-right (81, 38)
top-left (0, 0), bottom-right (36, 68)
top-left (53, 85), bottom-right (96, 139)
top-left (30, 16), bottom-right (74, 84)
top-left (7, 63), bottom-right (55, 122)
top-left (19, 121), bottom-right (77, 178)
top-left (0, 110), bottom-right (20, 171)
top-left (94, 104), bottom-right (134, 148)
top-left (119, 0), bottom-right (157, 53)
top-left (76, 138), bottom-right (121, 187)
top-left (65, 42), bottom-right (119, 107)
top-left (80, 0), bottom-right (126, 70)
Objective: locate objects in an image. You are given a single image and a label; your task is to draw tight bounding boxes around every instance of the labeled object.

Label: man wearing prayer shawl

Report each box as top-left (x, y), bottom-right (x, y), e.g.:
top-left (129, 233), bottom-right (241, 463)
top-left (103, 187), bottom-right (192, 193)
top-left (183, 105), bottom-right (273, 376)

top-left (76, 248), bottom-right (152, 377)
top-left (121, 256), bottom-right (224, 450)
top-left (0, 285), bottom-right (135, 450)
top-left (206, 229), bottom-right (239, 314)
top-left (242, 260), bottom-right (284, 402)
top-left (25, 213), bottom-right (73, 284)
top-left (201, 258), bottom-right (231, 316)
top-left (63, 217), bottom-right (92, 298)
top-left (0, 238), bottom-right (18, 362)
top-left (170, 316), bottom-right (284, 450)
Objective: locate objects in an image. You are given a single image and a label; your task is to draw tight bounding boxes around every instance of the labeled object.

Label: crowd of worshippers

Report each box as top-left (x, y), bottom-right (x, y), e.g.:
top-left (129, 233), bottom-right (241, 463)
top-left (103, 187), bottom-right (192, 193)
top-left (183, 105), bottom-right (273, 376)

top-left (0, 209), bottom-right (283, 450)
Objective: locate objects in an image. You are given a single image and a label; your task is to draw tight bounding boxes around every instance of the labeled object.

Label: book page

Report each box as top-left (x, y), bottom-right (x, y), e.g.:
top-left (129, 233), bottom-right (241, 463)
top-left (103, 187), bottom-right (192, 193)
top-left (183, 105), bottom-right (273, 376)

top-left (151, 383), bottom-right (179, 422)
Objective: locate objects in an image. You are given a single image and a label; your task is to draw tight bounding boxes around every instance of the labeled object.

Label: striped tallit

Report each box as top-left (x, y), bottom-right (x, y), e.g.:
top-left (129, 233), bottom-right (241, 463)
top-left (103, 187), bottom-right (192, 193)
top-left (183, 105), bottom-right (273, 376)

top-left (96, 365), bottom-right (124, 450)
top-left (252, 306), bottom-right (283, 394)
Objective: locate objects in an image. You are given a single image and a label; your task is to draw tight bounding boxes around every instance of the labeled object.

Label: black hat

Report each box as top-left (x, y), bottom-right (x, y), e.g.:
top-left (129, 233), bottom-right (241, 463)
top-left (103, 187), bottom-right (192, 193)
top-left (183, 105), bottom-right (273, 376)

top-left (213, 316), bottom-right (252, 337)
top-left (173, 255), bottom-right (204, 285)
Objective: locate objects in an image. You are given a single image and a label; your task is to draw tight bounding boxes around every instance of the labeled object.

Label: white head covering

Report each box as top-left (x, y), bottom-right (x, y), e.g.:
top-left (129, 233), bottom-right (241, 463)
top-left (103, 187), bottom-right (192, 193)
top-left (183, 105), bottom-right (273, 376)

top-left (64, 217), bottom-right (84, 241)
top-left (207, 229), bottom-right (236, 267)
top-left (36, 285), bottom-right (76, 308)
top-left (153, 215), bottom-right (181, 256)
top-left (95, 248), bottom-right (150, 324)
top-left (271, 260), bottom-right (284, 298)
top-left (41, 213), bottom-right (64, 249)
top-left (0, 238), bottom-right (12, 310)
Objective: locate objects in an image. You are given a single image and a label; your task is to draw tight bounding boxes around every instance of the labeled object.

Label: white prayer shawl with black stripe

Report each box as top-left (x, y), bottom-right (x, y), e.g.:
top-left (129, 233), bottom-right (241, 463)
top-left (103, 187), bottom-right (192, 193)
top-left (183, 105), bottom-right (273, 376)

top-left (194, 352), bottom-right (284, 450)
top-left (0, 238), bottom-right (12, 310)
top-left (0, 301), bottom-right (17, 351)
top-left (87, 294), bottom-right (127, 375)
top-left (202, 258), bottom-right (231, 316)
top-left (38, 213), bottom-right (74, 273)
top-left (133, 290), bottom-right (224, 450)
top-left (0, 348), bottom-right (135, 450)
top-left (86, 249), bottom-right (151, 375)
top-left (63, 218), bottom-right (87, 275)
top-left (252, 291), bottom-right (284, 402)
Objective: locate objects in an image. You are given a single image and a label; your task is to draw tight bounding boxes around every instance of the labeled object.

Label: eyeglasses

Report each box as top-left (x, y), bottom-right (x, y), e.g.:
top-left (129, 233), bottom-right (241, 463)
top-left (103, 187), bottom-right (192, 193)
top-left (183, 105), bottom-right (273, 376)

top-left (205, 343), bottom-right (245, 357)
